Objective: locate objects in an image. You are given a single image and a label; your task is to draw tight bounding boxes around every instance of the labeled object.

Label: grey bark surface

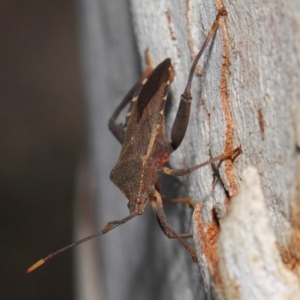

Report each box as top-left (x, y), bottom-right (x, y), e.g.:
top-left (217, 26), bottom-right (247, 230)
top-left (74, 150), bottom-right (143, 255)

top-left (76, 0), bottom-right (300, 299)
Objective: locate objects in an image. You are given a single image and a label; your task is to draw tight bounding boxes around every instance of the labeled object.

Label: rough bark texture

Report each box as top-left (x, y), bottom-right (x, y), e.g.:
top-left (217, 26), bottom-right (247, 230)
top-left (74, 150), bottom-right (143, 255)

top-left (77, 0), bottom-right (300, 299)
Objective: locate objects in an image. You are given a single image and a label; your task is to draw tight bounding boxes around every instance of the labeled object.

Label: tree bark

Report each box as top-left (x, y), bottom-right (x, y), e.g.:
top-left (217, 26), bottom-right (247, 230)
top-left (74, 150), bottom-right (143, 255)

top-left (76, 0), bottom-right (300, 299)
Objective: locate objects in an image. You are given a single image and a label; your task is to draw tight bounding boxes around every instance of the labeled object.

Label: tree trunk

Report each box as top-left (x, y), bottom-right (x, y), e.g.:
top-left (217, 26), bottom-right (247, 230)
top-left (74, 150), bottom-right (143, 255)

top-left (76, 0), bottom-right (300, 299)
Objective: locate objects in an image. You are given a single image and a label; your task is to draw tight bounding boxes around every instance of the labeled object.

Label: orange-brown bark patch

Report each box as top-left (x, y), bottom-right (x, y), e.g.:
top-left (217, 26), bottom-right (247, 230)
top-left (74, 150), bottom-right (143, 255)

top-left (193, 203), bottom-right (219, 275)
top-left (215, 2), bottom-right (238, 196)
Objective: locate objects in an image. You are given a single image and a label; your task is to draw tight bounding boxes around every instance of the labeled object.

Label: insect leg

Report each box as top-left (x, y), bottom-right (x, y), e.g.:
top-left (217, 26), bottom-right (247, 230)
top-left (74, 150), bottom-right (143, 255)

top-left (108, 51), bottom-right (153, 144)
top-left (108, 84), bottom-right (140, 143)
top-left (150, 190), bottom-right (198, 261)
top-left (155, 180), bottom-right (194, 207)
top-left (163, 198), bottom-right (195, 209)
top-left (155, 180), bottom-right (194, 209)
top-left (154, 181), bottom-right (194, 238)
top-left (170, 10), bottom-right (225, 150)
top-left (163, 146), bottom-right (241, 177)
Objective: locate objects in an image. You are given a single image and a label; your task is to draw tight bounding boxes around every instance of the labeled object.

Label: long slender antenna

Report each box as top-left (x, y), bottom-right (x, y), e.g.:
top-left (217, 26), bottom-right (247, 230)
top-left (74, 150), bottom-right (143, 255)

top-left (26, 213), bottom-right (137, 273)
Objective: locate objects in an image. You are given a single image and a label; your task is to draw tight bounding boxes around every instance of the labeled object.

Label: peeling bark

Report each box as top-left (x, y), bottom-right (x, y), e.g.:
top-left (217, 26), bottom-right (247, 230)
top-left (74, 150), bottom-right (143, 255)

top-left (217, 167), bottom-right (300, 300)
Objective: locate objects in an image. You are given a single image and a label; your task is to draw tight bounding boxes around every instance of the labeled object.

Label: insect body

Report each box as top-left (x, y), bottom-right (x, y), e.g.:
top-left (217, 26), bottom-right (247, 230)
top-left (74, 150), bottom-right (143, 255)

top-left (108, 9), bottom-right (234, 261)
top-left (110, 58), bottom-right (175, 216)
top-left (27, 9), bottom-right (239, 273)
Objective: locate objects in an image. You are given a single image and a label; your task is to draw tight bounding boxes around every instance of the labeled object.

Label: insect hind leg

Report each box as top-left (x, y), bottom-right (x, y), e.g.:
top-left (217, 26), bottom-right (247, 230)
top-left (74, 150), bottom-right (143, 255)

top-left (170, 10), bottom-right (225, 150)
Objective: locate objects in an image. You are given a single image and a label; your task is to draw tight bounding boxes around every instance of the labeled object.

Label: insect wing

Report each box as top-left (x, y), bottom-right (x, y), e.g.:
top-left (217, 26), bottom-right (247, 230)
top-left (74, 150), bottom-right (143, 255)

top-left (137, 58), bottom-right (173, 122)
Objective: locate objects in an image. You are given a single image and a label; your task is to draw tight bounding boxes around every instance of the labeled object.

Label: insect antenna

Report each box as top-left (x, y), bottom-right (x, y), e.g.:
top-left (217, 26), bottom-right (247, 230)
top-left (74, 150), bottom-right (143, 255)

top-left (26, 213), bottom-right (137, 273)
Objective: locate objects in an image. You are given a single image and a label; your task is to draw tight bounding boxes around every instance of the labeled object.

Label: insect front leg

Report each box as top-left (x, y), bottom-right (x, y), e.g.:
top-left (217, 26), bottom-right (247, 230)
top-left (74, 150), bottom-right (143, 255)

top-left (150, 190), bottom-right (197, 261)
top-left (155, 180), bottom-right (195, 208)
top-left (155, 180), bottom-right (194, 235)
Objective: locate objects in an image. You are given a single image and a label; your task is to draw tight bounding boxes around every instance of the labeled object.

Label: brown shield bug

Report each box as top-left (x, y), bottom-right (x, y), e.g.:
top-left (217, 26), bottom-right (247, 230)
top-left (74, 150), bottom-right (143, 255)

top-left (27, 9), bottom-right (240, 273)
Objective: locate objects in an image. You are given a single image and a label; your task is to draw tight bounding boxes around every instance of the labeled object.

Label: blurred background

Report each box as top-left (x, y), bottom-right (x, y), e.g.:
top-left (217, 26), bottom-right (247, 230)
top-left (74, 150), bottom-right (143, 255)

top-left (1, 1), bottom-right (84, 299)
